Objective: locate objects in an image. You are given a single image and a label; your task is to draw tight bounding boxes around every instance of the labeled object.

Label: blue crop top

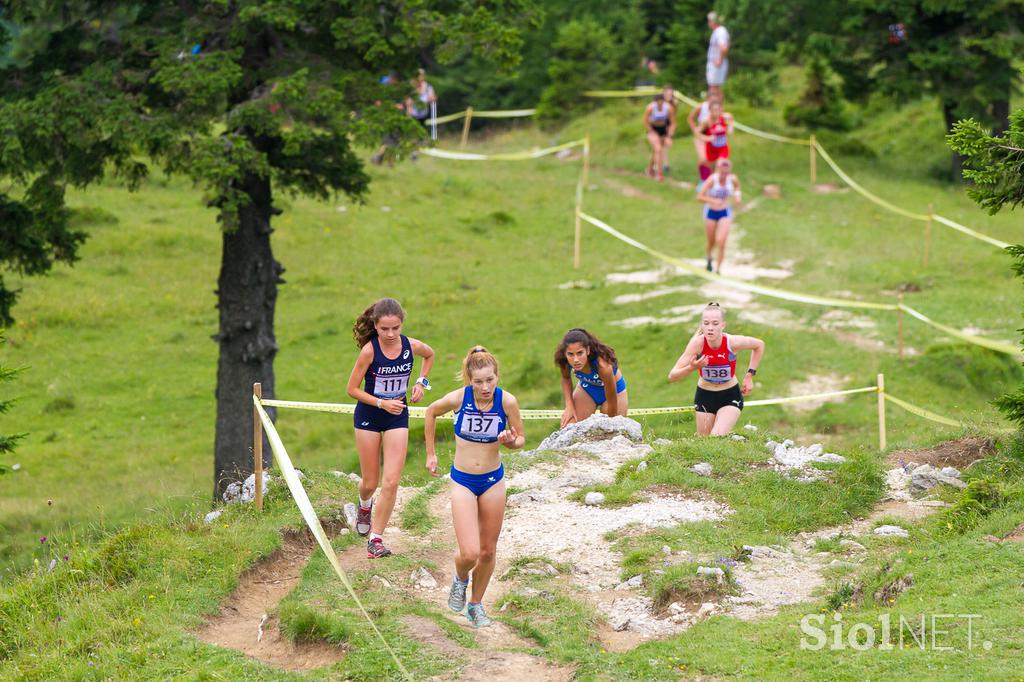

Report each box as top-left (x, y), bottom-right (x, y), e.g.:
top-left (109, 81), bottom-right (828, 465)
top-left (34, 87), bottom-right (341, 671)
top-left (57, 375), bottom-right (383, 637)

top-left (453, 386), bottom-right (507, 443)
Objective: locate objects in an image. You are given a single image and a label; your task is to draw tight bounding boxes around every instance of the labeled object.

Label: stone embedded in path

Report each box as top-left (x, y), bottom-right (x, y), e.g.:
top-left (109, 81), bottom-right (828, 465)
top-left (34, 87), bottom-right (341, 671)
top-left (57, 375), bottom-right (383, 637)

top-left (507, 489), bottom-right (553, 507)
top-left (690, 462), bottom-right (713, 476)
top-left (910, 464), bottom-right (967, 493)
top-left (874, 525), bottom-right (910, 538)
top-left (203, 509), bottom-right (224, 524)
top-left (604, 597), bottom-right (683, 635)
top-left (410, 567), bottom-right (438, 590)
top-left (743, 424), bottom-right (758, 432)
top-left (697, 566), bottom-right (726, 583)
top-left (616, 575), bottom-right (643, 590)
top-left (769, 440), bottom-right (846, 469)
top-left (536, 413), bottom-right (643, 452)
top-left (654, 438), bottom-right (672, 446)
top-left (636, 461), bottom-right (648, 472)
top-left (342, 502), bottom-right (358, 531)
top-left (731, 434), bottom-right (746, 441)
top-left (584, 491), bottom-right (606, 506)
top-left (940, 466), bottom-right (961, 479)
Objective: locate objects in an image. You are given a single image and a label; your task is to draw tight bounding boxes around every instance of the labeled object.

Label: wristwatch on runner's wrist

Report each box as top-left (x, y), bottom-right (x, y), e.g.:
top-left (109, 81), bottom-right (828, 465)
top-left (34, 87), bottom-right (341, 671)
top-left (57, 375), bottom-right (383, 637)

top-left (746, 368), bottom-right (757, 376)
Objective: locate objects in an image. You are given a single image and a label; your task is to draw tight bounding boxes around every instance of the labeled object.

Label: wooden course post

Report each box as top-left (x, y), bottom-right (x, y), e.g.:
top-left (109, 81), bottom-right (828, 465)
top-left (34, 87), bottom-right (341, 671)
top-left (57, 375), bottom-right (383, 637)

top-left (876, 374), bottom-right (886, 452)
top-left (253, 382), bottom-right (263, 511)
top-left (809, 134), bottom-right (817, 185)
top-left (574, 135), bottom-right (591, 269)
top-left (897, 293), bottom-right (904, 360)
top-left (923, 203), bottom-right (933, 267)
top-left (460, 107), bottom-right (473, 148)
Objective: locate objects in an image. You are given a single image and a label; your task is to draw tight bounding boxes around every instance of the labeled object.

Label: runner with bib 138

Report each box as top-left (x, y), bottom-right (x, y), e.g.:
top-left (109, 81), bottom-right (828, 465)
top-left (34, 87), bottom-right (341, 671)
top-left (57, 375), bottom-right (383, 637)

top-left (667, 303), bottom-right (764, 436)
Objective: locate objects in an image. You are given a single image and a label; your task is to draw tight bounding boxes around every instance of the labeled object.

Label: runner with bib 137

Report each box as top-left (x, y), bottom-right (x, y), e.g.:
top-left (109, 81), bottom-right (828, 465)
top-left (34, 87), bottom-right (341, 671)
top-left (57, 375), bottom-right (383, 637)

top-left (424, 346), bottom-right (525, 628)
top-left (667, 302), bottom-right (764, 436)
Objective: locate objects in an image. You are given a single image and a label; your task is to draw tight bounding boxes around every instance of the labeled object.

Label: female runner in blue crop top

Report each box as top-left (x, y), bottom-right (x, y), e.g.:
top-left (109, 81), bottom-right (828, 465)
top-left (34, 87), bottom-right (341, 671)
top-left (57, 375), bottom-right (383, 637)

top-left (424, 346), bottom-right (524, 628)
top-left (554, 328), bottom-right (629, 428)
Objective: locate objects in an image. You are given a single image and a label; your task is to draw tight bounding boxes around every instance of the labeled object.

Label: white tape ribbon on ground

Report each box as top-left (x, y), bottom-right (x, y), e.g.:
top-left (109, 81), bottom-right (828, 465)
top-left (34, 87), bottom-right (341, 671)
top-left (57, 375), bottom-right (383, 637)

top-left (420, 138), bottom-right (584, 161)
top-left (253, 397), bottom-right (412, 681)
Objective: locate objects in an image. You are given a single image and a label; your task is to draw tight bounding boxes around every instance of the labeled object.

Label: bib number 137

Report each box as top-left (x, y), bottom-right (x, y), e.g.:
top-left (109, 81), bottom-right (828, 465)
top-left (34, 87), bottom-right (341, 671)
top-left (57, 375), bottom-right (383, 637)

top-left (464, 415), bottom-right (498, 437)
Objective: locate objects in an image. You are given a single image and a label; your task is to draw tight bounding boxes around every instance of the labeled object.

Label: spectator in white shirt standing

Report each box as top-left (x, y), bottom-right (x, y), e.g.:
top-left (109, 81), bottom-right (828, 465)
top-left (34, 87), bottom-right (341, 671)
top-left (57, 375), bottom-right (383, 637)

top-left (706, 12), bottom-right (730, 100)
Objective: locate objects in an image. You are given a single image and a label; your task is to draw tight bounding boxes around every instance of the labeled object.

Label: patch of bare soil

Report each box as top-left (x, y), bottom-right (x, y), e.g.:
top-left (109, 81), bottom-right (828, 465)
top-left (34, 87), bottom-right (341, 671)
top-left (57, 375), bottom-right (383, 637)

top-left (887, 437), bottom-right (996, 469)
top-left (604, 178), bottom-right (655, 200)
top-left (194, 526), bottom-right (346, 671)
top-left (402, 615), bottom-right (574, 681)
top-left (812, 183), bottom-right (848, 194)
top-left (1004, 523), bottom-right (1024, 543)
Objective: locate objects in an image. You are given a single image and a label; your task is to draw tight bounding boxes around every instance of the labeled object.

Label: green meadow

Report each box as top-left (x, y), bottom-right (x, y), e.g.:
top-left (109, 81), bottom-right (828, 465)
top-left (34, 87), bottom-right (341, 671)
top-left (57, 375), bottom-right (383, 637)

top-left (2, 89), bottom-right (1023, 679)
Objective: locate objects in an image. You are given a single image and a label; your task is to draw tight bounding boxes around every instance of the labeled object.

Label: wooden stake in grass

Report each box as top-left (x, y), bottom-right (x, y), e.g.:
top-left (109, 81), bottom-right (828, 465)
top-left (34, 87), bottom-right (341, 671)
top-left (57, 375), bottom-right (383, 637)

top-left (253, 382), bottom-right (264, 511)
top-left (460, 107), bottom-right (473, 148)
top-left (897, 293), bottom-right (904, 360)
top-left (574, 135), bottom-right (591, 269)
top-left (809, 134), bottom-right (817, 185)
top-left (574, 207), bottom-right (582, 269)
top-left (923, 203), bottom-right (933, 267)
top-left (876, 373), bottom-right (886, 452)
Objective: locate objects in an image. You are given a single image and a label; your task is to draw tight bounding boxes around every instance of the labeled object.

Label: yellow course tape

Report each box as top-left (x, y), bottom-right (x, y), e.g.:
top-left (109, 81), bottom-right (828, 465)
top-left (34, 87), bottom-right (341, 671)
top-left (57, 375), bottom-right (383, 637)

top-left (431, 110), bottom-right (467, 124)
top-left (578, 211), bottom-right (897, 310)
top-left (581, 88), bottom-right (1010, 249)
top-left (931, 214), bottom-right (1010, 250)
top-left (432, 108), bottom-right (537, 125)
top-left (884, 393), bottom-right (962, 427)
top-left (253, 398), bottom-right (413, 680)
top-left (897, 304), bottom-right (1021, 356)
top-left (812, 143), bottom-right (931, 221)
top-left (469, 109), bottom-right (537, 119)
top-left (578, 211), bottom-right (1023, 355)
top-left (420, 138), bottom-right (584, 161)
top-left (263, 386), bottom-right (878, 418)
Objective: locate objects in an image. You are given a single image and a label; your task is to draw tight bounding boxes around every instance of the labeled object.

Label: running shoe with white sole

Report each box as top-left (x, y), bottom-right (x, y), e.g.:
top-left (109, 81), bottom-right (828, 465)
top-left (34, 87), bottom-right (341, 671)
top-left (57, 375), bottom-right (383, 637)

top-left (448, 577), bottom-right (469, 613)
top-left (356, 502), bottom-right (372, 536)
top-left (466, 603), bottom-right (492, 628)
top-left (367, 537), bottom-right (392, 559)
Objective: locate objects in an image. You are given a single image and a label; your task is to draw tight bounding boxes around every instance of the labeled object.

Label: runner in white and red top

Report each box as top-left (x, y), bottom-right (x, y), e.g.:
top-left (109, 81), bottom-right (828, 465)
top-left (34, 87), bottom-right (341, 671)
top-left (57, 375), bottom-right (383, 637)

top-left (667, 302), bottom-right (765, 436)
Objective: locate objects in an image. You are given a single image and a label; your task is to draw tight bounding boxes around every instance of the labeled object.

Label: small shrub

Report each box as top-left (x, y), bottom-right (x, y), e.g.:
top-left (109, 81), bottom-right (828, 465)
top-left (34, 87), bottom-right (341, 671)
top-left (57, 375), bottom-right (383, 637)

top-left (941, 478), bottom-right (1004, 535)
top-left (784, 56), bottom-right (853, 131)
top-left (278, 602), bottom-right (351, 644)
top-left (824, 580), bottom-right (862, 612)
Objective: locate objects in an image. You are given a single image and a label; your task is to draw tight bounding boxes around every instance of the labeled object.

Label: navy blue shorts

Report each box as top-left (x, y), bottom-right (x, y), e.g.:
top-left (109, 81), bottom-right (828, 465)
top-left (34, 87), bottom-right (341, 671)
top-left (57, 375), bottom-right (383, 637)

top-left (450, 464), bottom-right (505, 497)
top-left (354, 401), bottom-right (409, 432)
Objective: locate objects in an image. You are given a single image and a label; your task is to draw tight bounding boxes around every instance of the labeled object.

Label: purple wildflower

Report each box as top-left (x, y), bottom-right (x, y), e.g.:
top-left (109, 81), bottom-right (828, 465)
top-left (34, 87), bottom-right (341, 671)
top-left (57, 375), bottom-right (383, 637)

top-left (40, 536), bottom-right (47, 544)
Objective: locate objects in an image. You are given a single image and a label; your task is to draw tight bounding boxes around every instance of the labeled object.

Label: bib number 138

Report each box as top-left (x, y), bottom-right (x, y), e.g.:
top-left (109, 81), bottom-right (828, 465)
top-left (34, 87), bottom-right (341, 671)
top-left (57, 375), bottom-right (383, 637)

top-left (701, 366), bottom-right (731, 383)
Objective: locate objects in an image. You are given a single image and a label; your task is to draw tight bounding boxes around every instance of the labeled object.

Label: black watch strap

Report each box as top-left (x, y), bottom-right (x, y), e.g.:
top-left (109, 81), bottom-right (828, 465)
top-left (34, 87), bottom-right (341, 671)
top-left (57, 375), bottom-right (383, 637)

top-left (747, 368), bottom-right (757, 376)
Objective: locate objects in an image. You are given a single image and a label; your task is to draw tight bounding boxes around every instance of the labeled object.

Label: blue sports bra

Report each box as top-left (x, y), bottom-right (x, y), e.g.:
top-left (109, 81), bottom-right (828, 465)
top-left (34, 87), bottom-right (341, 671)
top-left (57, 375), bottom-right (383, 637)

top-left (453, 386), bottom-right (507, 444)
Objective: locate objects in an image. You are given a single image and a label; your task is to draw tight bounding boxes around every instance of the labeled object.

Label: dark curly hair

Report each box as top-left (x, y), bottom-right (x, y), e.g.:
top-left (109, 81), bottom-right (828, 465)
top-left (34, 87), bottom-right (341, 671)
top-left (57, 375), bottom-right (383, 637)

top-left (553, 328), bottom-right (617, 373)
top-left (352, 298), bottom-right (405, 347)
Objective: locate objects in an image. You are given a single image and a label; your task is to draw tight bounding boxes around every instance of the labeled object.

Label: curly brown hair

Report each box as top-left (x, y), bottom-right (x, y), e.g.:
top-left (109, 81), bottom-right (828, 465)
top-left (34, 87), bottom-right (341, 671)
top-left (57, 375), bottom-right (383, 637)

top-left (553, 328), bottom-right (617, 373)
top-left (352, 298), bottom-right (405, 348)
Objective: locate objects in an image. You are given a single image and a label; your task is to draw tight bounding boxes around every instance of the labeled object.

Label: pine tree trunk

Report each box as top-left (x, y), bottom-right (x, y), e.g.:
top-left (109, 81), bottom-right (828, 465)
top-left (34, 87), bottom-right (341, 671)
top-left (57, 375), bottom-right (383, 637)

top-left (212, 172), bottom-right (283, 500)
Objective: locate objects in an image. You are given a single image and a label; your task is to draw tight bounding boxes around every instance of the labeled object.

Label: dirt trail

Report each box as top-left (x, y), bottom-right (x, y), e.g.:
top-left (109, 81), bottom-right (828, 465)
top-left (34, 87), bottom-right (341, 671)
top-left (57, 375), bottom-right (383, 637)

top-left (194, 527), bottom-right (346, 671)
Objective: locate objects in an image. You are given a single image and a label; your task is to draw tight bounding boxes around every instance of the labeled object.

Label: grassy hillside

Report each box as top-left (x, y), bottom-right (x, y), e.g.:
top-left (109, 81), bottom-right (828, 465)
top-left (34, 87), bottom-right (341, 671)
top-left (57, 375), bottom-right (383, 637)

top-left (1, 85), bottom-right (1021, 579)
